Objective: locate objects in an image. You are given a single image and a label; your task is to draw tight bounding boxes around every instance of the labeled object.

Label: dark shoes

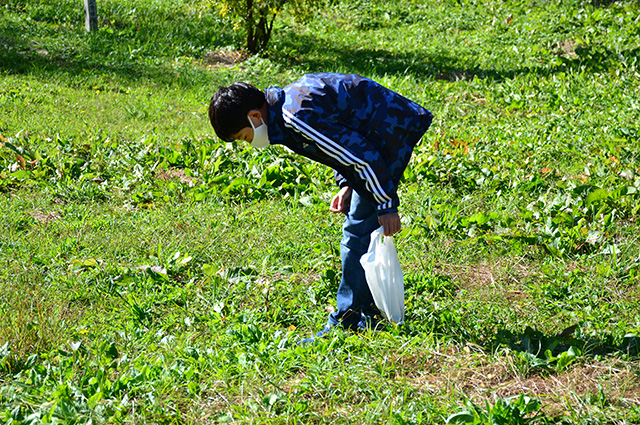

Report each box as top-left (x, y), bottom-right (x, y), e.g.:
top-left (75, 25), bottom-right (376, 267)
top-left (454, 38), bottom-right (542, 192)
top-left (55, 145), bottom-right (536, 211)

top-left (298, 317), bottom-right (387, 345)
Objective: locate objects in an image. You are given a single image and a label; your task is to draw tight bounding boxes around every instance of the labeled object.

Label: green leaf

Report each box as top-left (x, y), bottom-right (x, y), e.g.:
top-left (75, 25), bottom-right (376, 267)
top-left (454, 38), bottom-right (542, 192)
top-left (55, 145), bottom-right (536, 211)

top-left (586, 229), bottom-right (602, 245)
top-left (611, 185), bottom-right (637, 199)
top-left (203, 263), bottom-right (217, 276)
top-left (87, 391), bottom-right (103, 408)
top-left (446, 411), bottom-right (476, 424)
top-left (512, 395), bottom-right (540, 414)
top-left (585, 188), bottom-right (609, 206)
top-left (10, 170), bottom-right (31, 179)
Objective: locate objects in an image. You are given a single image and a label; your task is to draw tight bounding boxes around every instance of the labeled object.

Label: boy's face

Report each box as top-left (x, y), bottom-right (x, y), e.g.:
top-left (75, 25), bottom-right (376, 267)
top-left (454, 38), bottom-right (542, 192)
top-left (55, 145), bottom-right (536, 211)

top-left (230, 126), bottom-right (253, 143)
top-left (230, 110), bottom-right (263, 143)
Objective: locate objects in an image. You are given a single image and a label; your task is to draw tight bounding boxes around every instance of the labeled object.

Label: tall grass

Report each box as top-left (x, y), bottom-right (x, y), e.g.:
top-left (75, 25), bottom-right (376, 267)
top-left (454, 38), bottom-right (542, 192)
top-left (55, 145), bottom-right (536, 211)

top-left (1, 0), bottom-right (639, 423)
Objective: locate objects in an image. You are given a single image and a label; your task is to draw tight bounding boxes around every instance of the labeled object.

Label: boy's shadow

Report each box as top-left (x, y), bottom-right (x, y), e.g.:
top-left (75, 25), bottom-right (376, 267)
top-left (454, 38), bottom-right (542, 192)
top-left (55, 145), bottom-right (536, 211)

top-left (487, 325), bottom-right (640, 361)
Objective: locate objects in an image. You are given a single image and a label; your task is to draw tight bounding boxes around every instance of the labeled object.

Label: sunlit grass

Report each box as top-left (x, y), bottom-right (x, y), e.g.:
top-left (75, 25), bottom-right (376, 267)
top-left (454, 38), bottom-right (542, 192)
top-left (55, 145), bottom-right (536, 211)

top-left (1, 0), bottom-right (640, 423)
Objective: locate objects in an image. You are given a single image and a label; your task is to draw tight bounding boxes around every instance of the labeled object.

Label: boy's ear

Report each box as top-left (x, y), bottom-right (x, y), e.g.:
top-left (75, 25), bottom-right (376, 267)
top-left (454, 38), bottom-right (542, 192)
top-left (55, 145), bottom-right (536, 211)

top-left (247, 109), bottom-right (262, 120)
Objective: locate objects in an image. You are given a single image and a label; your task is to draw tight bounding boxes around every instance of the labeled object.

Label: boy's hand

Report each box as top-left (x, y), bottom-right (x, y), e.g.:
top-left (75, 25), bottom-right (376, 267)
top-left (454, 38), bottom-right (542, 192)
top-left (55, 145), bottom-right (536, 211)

top-left (330, 186), bottom-right (352, 214)
top-left (378, 212), bottom-right (401, 236)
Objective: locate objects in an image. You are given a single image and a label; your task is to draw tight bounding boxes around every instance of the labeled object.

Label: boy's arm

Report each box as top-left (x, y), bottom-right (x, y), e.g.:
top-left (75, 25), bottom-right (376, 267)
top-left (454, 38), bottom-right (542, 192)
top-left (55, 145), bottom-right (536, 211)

top-left (283, 108), bottom-right (400, 216)
top-left (330, 185), bottom-right (399, 235)
top-left (330, 186), bottom-right (352, 214)
top-left (378, 212), bottom-right (401, 236)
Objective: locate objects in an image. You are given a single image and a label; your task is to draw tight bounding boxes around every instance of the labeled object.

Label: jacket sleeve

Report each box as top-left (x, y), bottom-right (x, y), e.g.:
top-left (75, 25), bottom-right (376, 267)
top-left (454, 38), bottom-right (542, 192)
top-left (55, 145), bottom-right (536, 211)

top-left (333, 170), bottom-right (349, 188)
top-left (283, 107), bottom-right (399, 216)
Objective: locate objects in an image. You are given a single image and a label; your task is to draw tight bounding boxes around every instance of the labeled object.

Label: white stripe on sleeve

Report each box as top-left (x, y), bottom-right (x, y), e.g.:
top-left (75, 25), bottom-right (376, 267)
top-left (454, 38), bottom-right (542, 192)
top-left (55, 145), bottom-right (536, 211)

top-left (282, 108), bottom-right (391, 205)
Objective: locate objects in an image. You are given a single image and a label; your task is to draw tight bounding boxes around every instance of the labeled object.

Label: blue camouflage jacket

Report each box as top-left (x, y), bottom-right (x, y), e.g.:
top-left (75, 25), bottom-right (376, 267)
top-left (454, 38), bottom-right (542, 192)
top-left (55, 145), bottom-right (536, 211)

top-left (265, 73), bottom-right (432, 216)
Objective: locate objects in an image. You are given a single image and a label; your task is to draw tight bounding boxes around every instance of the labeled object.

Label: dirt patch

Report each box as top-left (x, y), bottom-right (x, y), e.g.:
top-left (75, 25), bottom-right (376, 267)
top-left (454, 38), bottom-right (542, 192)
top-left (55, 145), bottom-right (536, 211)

top-left (28, 210), bottom-right (61, 224)
top-left (402, 346), bottom-right (640, 417)
top-left (200, 49), bottom-right (248, 69)
top-left (435, 261), bottom-right (535, 303)
top-left (556, 39), bottom-right (578, 59)
top-left (191, 342), bottom-right (639, 421)
top-left (437, 263), bottom-right (497, 289)
top-left (492, 363), bottom-right (640, 415)
top-left (185, 385), bottom-right (236, 423)
top-left (155, 168), bottom-right (201, 185)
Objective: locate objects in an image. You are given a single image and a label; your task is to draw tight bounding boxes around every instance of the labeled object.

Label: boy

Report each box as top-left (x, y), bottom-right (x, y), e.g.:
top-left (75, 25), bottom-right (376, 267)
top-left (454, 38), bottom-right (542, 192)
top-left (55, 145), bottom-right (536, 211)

top-left (209, 73), bottom-right (432, 339)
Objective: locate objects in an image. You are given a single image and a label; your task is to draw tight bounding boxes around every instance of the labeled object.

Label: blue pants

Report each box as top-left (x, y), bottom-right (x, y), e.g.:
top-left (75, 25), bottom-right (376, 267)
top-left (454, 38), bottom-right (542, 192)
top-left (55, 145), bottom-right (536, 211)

top-left (327, 190), bottom-right (381, 330)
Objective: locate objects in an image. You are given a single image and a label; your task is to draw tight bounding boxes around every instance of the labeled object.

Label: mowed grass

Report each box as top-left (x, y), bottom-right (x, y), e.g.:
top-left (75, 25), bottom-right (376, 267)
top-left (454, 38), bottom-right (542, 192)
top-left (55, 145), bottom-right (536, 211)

top-left (1, 0), bottom-right (640, 423)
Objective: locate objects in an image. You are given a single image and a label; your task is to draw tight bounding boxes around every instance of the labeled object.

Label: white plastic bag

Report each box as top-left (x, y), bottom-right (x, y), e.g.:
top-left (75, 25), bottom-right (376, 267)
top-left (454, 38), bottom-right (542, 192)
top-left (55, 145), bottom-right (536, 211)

top-left (360, 226), bottom-right (404, 325)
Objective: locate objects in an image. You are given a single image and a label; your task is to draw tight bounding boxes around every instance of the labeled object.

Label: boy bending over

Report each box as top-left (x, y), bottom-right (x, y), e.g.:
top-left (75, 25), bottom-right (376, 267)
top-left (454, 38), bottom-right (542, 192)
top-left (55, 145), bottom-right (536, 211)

top-left (209, 73), bottom-right (432, 339)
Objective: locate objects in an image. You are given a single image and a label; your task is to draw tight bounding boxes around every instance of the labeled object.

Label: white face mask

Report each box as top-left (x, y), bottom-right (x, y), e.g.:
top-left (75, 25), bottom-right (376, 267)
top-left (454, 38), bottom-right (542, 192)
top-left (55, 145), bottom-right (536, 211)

top-left (247, 115), bottom-right (270, 148)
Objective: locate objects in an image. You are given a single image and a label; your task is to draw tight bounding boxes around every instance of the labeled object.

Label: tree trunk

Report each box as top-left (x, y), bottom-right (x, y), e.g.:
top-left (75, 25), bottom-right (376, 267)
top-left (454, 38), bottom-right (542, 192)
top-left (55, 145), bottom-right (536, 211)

top-left (84, 0), bottom-right (98, 32)
top-left (246, 0), bottom-right (258, 53)
top-left (245, 0), bottom-right (280, 53)
top-left (256, 14), bottom-right (269, 52)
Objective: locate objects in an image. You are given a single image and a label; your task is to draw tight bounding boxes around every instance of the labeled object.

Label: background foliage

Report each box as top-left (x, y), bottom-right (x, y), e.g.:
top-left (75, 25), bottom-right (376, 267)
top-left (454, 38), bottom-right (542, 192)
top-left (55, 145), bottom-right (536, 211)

top-left (213, 0), bottom-right (324, 53)
top-left (1, 0), bottom-right (640, 423)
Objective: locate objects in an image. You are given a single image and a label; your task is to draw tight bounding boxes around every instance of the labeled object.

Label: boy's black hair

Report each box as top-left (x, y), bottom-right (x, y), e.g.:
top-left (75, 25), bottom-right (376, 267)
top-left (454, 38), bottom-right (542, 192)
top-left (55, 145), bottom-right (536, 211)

top-left (209, 82), bottom-right (266, 142)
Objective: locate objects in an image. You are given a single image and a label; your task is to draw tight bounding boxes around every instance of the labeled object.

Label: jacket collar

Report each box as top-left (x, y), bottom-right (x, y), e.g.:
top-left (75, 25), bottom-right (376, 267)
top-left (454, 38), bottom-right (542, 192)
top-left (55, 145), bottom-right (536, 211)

top-left (265, 87), bottom-right (287, 146)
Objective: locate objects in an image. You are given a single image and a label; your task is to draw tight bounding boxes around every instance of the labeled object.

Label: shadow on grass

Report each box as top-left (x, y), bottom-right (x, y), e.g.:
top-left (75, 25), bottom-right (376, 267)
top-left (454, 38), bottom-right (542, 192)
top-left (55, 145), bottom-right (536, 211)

top-left (267, 29), bottom-right (640, 82)
top-left (0, 3), bottom-right (237, 87)
top-left (0, 37), bottom-right (218, 90)
top-left (2, 2), bottom-right (638, 87)
top-left (489, 325), bottom-right (640, 360)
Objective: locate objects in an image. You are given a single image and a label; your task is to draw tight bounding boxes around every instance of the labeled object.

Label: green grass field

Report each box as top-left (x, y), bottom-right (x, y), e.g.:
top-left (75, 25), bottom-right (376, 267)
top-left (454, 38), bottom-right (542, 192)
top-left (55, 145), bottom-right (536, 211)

top-left (1, 0), bottom-right (640, 423)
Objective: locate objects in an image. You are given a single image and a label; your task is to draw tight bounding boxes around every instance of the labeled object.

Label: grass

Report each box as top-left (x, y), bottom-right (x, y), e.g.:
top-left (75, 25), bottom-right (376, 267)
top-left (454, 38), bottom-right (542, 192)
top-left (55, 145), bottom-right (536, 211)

top-left (2, 0), bottom-right (640, 423)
